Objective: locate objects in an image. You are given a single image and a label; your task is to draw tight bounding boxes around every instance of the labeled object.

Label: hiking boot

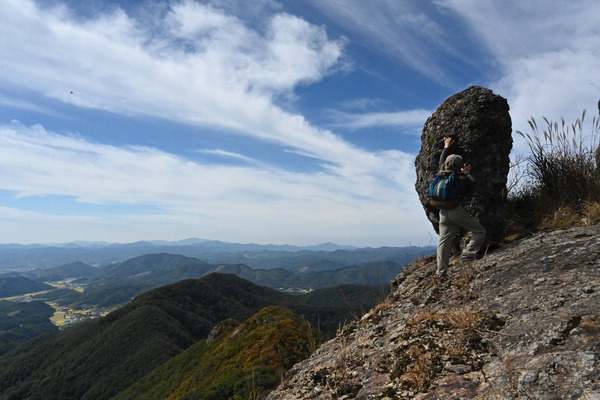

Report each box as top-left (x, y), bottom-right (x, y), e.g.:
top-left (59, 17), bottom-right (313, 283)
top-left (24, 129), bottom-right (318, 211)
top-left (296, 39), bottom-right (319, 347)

top-left (460, 252), bottom-right (481, 261)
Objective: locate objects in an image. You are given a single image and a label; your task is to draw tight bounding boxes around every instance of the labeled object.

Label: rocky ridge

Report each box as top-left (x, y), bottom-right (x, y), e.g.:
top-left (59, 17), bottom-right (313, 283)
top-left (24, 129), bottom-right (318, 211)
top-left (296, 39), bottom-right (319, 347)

top-left (267, 224), bottom-right (600, 399)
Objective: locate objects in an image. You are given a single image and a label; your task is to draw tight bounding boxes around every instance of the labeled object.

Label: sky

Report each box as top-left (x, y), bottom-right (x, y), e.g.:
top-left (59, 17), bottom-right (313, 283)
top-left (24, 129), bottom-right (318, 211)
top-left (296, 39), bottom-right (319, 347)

top-left (0, 0), bottom-right (599, 247)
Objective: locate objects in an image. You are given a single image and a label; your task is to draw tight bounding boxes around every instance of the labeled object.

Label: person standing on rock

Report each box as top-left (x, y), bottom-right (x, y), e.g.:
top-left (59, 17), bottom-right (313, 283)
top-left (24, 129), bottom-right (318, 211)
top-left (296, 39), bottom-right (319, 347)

top-left (435, 137), bottom-right (486, 277)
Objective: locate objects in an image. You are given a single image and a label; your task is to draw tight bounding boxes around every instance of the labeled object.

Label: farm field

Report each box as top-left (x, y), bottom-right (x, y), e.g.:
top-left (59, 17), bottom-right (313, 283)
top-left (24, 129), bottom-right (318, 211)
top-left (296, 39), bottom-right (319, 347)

top-left (1, 279), bottom-right (112, 327)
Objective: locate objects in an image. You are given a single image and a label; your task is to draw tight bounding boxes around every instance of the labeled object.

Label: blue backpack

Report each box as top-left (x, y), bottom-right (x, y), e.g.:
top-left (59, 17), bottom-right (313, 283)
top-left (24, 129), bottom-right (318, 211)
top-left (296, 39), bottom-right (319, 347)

top-left (428, 173), bottom-right (460, 208)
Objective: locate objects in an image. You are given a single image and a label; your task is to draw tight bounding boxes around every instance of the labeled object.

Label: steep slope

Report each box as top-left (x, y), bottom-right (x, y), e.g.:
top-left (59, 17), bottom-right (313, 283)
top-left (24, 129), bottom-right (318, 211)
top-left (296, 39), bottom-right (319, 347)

top-left (0, 274), bottom-right (382, 400)
top-left (115, 306), bottom-right (320, 400)
top-left (267, 225), bottom-right (600, 399)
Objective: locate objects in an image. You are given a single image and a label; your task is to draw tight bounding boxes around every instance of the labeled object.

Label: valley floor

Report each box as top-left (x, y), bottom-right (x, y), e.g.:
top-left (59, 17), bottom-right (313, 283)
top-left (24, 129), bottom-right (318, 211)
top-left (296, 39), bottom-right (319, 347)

top-left (1, 279), bottom-right (113, 328)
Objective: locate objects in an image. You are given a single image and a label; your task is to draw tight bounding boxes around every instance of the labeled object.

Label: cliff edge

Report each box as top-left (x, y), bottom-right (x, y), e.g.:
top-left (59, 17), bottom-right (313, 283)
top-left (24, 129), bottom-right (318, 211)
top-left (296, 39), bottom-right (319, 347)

top-left (267, 224), bottom-right (600, 400)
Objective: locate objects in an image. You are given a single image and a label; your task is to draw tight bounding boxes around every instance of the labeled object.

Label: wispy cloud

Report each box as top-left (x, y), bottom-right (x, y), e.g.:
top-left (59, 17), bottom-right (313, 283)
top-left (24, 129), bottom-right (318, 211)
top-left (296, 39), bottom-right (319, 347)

top-left (302, 0), bottom-right (475, 85)
top-left (0, 122), bottom-right (428, 245)
top-left (0, 0), bottom-right (362, 172)
top-left (195, 148), bottom-right (260, 164)
top-left (328, 109), bottom-right (432, 132)
top-left (0, 94), bottom-right (53, 115)
top-left (310, 0), bottom-right (600, 141)
top-left (0, 0), bottom-right (436, 246)
top-left (438, 0), bottom-right (600, 150)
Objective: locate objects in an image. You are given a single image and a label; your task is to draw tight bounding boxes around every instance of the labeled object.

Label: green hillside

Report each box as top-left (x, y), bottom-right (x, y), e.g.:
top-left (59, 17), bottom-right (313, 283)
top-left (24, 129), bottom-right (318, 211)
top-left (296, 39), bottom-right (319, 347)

top-left (23, 261), bottom-right (98, 282)
top-left (81, 253), bottom-right (214, 287)
top-left (77, 252), bottom-right (420, 293)
top-left (0, 277), bottom-right (53, 298)
top-left (0, 300), bottom-right (56, 356)
top-left (31, 285), bottom-right (149, 309)
top-left (210, 259), bottom-right (406, 291)
top-left (0, 274), bottom-right (382, 400)
top-left (115, 306), bottom-right (321, 400)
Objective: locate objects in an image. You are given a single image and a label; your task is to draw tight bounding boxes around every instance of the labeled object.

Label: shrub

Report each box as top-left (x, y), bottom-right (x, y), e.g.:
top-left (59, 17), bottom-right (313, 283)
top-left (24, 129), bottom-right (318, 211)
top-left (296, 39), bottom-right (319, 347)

top-left (508, 110), bottom-right (600, 233)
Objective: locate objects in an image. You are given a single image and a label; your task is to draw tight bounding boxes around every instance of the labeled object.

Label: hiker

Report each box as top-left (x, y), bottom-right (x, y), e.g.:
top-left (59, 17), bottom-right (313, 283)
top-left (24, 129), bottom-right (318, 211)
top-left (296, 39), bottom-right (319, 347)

top-left (435, 137), bottom-right (486, 277)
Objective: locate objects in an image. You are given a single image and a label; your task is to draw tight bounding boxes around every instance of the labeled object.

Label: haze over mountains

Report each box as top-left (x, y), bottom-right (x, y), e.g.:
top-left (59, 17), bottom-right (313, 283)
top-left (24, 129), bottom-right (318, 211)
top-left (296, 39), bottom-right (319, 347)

top-left (0, 238), bottom-right (431, 272)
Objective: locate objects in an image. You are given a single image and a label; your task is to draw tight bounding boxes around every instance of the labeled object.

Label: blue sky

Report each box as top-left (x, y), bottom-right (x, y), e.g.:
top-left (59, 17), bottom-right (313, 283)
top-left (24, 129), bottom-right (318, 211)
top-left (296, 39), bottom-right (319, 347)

top-left (0, 0), bottom-right (599, 247)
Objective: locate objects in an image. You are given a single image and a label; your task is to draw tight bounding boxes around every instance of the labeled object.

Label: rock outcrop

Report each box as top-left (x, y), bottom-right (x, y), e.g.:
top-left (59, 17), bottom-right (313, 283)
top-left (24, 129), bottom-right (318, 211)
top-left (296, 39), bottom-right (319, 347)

top-left (267, 224), bottom-right (600, 399)
top-left (414, 86), bottom-right (512, 247)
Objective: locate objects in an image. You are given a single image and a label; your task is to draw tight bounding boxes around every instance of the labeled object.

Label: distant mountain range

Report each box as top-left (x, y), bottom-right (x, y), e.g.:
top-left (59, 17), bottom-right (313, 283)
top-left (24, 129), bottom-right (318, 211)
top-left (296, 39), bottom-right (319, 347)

top-left (1, 250), bottom-right (430, 313)
top-left (0, 238), bottom-right (432, 272)
top-left (1, 249), bottom-right (397, 355)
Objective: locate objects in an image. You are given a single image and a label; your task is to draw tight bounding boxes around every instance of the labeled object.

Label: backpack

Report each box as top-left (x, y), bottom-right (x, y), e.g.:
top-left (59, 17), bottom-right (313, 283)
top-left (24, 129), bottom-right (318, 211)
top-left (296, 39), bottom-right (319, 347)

top-left (428, 173), bottom-right (460, 209)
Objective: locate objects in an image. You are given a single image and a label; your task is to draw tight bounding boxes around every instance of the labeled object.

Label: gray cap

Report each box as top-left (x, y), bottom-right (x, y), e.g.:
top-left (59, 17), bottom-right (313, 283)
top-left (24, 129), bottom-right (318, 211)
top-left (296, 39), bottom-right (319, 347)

top-left (439, 154), bottom-right (463, 173)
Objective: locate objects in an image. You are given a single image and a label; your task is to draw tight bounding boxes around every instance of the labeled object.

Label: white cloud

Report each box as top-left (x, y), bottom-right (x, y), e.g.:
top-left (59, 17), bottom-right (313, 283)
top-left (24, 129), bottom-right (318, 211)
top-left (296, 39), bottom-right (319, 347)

top-left (167, 1), bottom-right (235, 38)
top-left (0, 94), bottom-right (57, 115)
top-left (195, 148), bottom-right (260, 164)
top-left (0, 0), bottom-right (436, 246)
top-left (0, 0), bottom-right (352, 171)
top-left (438, 0), bottom-right (600, 153)
top-left (328, 109), bottom-right (432, 132)
top-left (302, 0), bottom-right (467, 85)
top-left (0, 122), bottom-right (430, 246)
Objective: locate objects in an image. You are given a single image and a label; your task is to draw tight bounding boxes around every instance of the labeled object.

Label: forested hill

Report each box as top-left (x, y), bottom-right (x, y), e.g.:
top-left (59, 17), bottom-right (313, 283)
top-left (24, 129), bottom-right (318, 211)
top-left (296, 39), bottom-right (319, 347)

top-left (0, 277), bottom-right (53, 297)
top-left (17, 261), bottom-right (98, 282)
top-left (0, 273), bottom-right (385, 400)
top-left (114, 306), bottom-right (320, 400)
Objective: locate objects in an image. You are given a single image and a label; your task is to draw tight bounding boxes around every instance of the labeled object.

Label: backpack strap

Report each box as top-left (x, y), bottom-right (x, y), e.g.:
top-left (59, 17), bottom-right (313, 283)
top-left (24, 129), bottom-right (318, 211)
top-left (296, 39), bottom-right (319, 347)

top-left (429, 198), bottom-right (460, 209)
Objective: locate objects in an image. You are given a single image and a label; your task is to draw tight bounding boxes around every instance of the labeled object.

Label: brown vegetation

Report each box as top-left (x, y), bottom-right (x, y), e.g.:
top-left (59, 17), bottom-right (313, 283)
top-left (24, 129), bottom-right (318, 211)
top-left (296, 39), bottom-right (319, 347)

top-left (507, 110), bottom-right (600, 238)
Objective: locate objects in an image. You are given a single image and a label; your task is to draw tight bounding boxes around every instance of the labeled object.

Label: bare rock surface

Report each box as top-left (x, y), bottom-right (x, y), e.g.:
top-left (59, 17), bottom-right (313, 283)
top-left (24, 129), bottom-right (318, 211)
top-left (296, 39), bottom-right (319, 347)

top-left (414, 86), bottom-right (512, 247)
top-left (267, 225), bottom-right (600, 400)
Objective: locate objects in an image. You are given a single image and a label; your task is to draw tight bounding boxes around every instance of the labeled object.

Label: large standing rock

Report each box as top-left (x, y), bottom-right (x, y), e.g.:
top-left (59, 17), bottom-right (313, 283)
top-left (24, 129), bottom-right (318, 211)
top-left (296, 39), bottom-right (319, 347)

top-left (414, 86), bottom-right (512, 248)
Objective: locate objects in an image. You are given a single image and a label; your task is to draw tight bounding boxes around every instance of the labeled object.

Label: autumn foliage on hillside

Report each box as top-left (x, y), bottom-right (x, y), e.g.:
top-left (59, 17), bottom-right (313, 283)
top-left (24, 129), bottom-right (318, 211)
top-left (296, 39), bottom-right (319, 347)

top-left (115, 306), bottom-right (322, 400)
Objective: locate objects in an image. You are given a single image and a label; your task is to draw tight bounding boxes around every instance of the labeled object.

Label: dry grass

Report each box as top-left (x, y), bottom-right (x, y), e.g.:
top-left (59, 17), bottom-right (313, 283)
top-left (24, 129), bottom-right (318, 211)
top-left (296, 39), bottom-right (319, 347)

top-left (407, 310), bottom-right (442, 326)
top-left (583, 201), bottom-right (600, 225)
top-left (446, 308), bottom-right (485, 330)
top-left (363, 301), bottom-right (393, 324)
top-left (451, 262), bottom-right (479, 300)
top-left (534, 201), bottom-right (600, 231)
top-left (406, 308), bottom-right (484, 333)
top-left (393, 308), bottom-right (500, 393)
top-left (508, 111), bottom-right (600, 236)
top-left (538, 206), bottom-right (582, 231)
top-left (394, 343), bottom-right (442, 392)
top-left (371, 301), bottom-right (391, 315)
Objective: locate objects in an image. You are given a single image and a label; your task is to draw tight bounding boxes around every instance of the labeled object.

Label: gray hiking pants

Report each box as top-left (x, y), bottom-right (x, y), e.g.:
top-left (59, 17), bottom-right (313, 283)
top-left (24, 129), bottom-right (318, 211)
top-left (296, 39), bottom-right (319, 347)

top-left (436, 206), bottom-right (486, 276)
